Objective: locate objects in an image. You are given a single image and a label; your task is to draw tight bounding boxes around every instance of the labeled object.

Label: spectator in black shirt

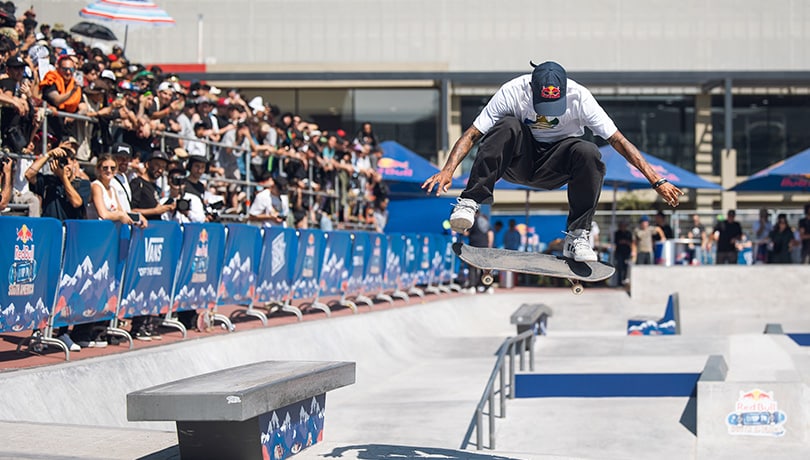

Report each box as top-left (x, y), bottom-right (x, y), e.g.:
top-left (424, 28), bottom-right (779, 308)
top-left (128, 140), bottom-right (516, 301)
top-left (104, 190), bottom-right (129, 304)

top-left (24, 141), bottom-right (90, 220)
top-left (130, 150), bottom-right (174, 221)
top-left (713, 210), bottom-right (743, 264)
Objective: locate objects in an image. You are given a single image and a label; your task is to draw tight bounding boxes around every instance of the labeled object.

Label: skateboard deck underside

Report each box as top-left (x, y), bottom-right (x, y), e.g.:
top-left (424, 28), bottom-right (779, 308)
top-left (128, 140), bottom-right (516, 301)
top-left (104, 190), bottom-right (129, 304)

top-left (453, 243), bottom-right (615, 282)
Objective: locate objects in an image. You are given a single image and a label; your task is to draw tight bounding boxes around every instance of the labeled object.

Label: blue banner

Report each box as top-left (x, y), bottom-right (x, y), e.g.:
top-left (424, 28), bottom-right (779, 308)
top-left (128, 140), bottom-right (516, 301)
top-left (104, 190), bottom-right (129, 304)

top-left (0, 216), bottom-right (62, 333)
top-left (173, 223), bottom-right (225, 313)
top-left (426, 234), bottom-right (444, 285)
top-left (359, 232), bottom-right (385, 294)
top-left (345, 231), bottom-right (367, 296)
top-left (255, 227), bottom-right (297, 304)
top-left (53, 220), bottom-right (120, 328)
top-left (400, 233), bottom-right (420, 289)
top-left (120, 221), bottom-right (182, 318)
top-left (217, 224), bottom-right (261, 306)
top-left (292, 229), bottom-right (325, 300)
top-left (439, 234), bottom-right (457, 283)
top-left (383, 234), bottom-right (404, 292)
top-left (319, 231), bottom-right (351, 297)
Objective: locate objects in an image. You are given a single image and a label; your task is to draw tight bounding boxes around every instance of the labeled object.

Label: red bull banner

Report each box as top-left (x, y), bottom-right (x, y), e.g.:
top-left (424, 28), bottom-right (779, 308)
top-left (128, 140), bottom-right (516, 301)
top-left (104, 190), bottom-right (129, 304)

top-left (0, 216), bottom-right (62, 333)
top-left (362, 232), bottom-right (386, 293)
top-left (345, 231), bottom-right (368, 297)
top-left (439, 235), bottom-right (457, 284)
top-left (255, 227), bottom-right (297, 304)
top-left (292, 229), bottom-right (326, 300)
top-left (53, 220), bottom-right (121, 328)
top-left (400, 233), bottom-right (421, 289)
top-left (319, 231), bottom-right (351, 298)
top-left (119, 221), bottom-right (183, 318)
top-left (217, 224), bottom-right (261, 306)
top-left (173, 223), bottom-right (225, 314)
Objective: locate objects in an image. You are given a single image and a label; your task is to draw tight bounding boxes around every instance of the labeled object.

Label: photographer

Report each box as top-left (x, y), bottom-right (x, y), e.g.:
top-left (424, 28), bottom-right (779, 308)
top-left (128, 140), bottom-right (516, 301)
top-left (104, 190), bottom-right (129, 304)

top-left (24, 141), bottom-right (90, 220)
top-left (248, 176), bottom-right (289, 226)
top-left (162, 167), bottom-right (205, 223)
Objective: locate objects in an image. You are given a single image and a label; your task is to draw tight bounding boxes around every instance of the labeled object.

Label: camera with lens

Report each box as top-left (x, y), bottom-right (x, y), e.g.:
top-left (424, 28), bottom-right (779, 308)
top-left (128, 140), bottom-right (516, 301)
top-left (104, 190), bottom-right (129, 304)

top-left (56, 155), bottom-right (70, 167)
top-left (176, 198), bottom-right (191, 212)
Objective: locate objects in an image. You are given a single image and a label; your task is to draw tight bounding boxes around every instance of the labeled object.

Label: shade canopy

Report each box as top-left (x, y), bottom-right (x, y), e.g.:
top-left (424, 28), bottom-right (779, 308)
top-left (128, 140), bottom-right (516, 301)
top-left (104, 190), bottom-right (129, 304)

top-left (599, 145), bottom-right (722, 190)
top-left (70, 21), bottom-right (118, 41)
top-left (378, 141), bottom-right (466, 196)
top-left (730, 147), bottom-right (810, 192)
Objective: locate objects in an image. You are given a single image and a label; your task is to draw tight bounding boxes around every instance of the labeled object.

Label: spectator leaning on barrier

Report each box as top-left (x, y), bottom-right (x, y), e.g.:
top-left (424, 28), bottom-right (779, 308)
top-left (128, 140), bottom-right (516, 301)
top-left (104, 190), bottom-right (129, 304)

top-left (633, 215), bottom-right (663, 265)
top-left (86, 154), bottom-right (136, 225)
top-left (39, 55), bottom-right (82, 140)
top-left (248, 176), bottom-right (289, 226)
top-left (162, 167), bottom-right (205, 223)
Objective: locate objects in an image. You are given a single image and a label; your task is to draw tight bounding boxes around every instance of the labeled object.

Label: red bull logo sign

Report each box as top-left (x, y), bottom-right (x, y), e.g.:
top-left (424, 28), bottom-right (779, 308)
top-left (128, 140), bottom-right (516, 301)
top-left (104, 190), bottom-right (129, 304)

top-left (10, 224), bottom-right (36, 296)
top-left (377, 157), bottom-right (414, 178)
top-left (726, 388), bottom-right (787, 437)
top-left (779, 175), bottom-right (810, 189)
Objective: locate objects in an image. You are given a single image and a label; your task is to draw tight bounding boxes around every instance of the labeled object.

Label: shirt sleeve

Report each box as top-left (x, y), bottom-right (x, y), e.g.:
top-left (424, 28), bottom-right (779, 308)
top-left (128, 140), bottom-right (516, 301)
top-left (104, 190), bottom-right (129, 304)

top-left (472, 85), bottom-right (518, 135)
top-left (578, 87), bottom-right (618, 140)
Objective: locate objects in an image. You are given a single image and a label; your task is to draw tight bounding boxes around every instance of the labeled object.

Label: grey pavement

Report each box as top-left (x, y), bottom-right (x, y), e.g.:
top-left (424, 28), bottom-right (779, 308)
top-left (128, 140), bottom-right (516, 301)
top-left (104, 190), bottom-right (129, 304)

top-left (0, 273), bottom-right (808, 460)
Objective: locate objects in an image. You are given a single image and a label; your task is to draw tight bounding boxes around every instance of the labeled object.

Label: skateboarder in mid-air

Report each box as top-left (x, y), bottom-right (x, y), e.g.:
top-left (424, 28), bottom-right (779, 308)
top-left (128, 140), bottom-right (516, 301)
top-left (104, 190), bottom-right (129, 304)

top-left (422, 61), bottom-right (684, 262)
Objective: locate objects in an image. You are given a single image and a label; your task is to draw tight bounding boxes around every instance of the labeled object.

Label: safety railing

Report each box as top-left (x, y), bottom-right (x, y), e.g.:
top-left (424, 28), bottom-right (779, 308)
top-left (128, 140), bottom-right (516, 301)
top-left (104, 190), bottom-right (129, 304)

top-left (460, 329), bottom-right (536, 451)
top-left (25, 105), bottom-right (376, 230)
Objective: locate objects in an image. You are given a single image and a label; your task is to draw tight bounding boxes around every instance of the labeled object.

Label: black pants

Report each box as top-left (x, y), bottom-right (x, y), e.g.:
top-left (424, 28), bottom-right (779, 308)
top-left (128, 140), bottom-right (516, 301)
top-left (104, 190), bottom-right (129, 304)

top-left (460, 117), bottom-right (606, 231)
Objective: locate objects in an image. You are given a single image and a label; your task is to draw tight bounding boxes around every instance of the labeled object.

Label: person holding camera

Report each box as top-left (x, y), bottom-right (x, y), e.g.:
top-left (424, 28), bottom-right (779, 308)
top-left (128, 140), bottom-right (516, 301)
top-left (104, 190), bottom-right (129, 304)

top-left (248, 176), bottom-right (289, 226)
top-left (162, 167), bottom-right (206, 223)
top-left (24, 141), bottom-right (90, 220)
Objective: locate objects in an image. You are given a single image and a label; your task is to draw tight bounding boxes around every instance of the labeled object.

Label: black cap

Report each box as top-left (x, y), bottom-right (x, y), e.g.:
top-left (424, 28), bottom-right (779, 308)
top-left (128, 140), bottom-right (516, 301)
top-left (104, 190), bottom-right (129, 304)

top-left (530, 61), bottom-right (567, 116)
top-left (6, 55), bottom-right (26, 68)
top-left (111, 142), bottom-right (133, 157)
top-left (147, 150), bottom-right (170, 163)
top-left (186, 154), bottom-right (209, 165)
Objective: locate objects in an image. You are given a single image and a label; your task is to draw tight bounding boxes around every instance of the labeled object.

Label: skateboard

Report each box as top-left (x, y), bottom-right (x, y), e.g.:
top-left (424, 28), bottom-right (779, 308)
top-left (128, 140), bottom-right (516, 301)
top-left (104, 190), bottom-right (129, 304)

top-left (453, 243), bottom-right (615, 295)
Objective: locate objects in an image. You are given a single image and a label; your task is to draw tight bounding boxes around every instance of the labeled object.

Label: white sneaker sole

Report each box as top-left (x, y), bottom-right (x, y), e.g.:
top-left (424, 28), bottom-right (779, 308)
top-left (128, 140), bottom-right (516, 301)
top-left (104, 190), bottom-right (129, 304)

top-left (449, 218), bottom-right (472, 233)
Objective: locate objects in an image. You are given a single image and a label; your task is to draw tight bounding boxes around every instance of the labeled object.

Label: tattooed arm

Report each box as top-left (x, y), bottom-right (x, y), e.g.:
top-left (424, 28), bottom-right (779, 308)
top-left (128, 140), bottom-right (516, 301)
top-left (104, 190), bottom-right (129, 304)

top-left (421, 126), bottom-right (483, 195)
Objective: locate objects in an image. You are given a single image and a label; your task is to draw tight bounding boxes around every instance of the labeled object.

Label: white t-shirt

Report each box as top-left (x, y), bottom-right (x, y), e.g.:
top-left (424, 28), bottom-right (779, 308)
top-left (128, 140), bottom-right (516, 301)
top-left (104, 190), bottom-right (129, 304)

top-left (473, 75), bottom-right (618, 143)
top-left (248, 189), bottom-right (289, 224)
top-left (110, 173), bottom-right (132, 213)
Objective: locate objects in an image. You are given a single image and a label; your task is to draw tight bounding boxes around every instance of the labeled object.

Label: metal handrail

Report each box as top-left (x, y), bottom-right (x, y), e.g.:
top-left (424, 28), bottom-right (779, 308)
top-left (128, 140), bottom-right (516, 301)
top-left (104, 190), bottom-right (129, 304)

top-left (460, 329), bottom-right (536, 451)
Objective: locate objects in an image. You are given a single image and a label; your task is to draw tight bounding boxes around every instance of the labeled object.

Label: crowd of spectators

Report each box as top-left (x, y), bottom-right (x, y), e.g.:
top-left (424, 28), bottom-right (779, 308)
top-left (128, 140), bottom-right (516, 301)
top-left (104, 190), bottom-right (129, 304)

top-left (0, 2), bottom-right (391, 347)
top-left (0, 2), bottom-right (390, 234)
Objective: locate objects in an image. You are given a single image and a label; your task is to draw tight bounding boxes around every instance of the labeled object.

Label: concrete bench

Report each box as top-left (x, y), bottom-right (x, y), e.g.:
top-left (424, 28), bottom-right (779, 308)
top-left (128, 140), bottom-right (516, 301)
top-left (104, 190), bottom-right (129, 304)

top-left (127, 361), bottom-right (355, 460)
top-left (510, 303), bottom-right (552, 337)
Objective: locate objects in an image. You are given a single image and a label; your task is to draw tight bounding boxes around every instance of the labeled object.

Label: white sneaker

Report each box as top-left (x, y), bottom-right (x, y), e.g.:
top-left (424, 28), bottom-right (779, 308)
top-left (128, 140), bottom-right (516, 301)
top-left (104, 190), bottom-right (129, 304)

top-left (563, 229), bottom-right (598, 262)
top-left (449, 197), bottom-right (478, 233)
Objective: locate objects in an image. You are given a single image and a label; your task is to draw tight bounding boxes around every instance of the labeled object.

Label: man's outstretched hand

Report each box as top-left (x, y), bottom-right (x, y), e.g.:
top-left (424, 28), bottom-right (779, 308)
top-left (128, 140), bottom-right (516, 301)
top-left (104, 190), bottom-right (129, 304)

top-left (656, 182), bottom-right (685, 208)
top-left (421, 170), bottom-right (454, 196)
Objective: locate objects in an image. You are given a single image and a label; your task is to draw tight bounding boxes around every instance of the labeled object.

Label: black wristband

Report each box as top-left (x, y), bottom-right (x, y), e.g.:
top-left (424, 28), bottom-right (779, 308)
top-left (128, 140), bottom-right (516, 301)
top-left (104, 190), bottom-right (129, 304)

top-left (652, 178), bottom-right (668, 189)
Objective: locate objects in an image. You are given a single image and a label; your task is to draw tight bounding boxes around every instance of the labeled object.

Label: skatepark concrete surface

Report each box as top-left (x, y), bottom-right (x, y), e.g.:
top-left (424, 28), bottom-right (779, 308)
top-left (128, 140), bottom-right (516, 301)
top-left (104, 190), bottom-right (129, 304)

top-left (0, 265), bottom-right (808, 460)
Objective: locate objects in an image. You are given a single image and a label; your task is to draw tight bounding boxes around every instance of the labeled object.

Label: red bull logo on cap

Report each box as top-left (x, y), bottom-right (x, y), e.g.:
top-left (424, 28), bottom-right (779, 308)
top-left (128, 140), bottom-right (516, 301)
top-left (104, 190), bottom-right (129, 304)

top-left (541, 85), bottom-right (561, 99)
top-left (377, 157), bottom-right (413, 178)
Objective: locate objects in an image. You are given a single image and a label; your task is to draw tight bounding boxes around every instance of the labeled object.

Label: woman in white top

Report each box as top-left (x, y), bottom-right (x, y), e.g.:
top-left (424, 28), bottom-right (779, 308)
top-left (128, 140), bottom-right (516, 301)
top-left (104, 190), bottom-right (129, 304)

top-left (87, 154), bottom-right (136, 224)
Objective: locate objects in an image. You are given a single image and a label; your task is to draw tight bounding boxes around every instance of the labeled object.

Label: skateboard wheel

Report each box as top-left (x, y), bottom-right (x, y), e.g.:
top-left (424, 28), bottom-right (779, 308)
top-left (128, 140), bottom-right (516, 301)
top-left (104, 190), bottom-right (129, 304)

top-left (482, 274), bottom-right (494, 286)
top-left (571, 283), bottom-right (584, 295)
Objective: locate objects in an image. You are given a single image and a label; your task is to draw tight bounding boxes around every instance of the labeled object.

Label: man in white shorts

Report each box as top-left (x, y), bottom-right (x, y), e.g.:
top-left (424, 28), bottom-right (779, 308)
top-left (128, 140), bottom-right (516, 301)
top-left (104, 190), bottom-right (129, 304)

top-left (423, 61), bottom-right (683, 261)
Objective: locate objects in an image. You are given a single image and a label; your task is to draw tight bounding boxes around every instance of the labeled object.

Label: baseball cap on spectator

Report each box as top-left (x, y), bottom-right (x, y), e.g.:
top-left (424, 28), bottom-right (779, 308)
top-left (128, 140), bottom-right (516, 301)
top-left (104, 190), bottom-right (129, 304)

top-left (51, 38), bottom-right (68, 50)
top-left (195, 96), bottom-right (212, 106)
top-left (28, 44), bottom-right (49, 60)
top-left (248, 96), bottom-right (264, 113)
top-left (186, 154), bottom-right (209, 167)
top-left (35, 32), bottom-right (45, 42)
top-left (6, 55), bottom-right (25, 68)
top-left (173, 147), bottom-right (189, 159)
top-left (133, 70), bottom-right (154, 81)
top-left (530, 60), bottom-right (567, 117)
top-left (112, 142), bottom-right (134, 157)
top-left (146, 150), bottom-right (170, 163)
top-left (209, 86), bottom-right (222, 95)
top-left (193, 121), bottom-right (207, 131)
top-left (100, 69), bottom-right (116, 82)
top-left (157, 81), bottom-right (173, 93)
top-left (639, 215), bottom-right (649, 223)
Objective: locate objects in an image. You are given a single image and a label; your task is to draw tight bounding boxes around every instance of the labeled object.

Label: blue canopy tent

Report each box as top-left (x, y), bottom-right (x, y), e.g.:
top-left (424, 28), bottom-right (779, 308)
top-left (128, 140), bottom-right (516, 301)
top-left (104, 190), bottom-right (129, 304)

top-left (598, 145), bottom-right (723, 253)
top-left (377, 141), bottom-right (466, 197)
top-left (730, 147), bottom-right (810, 192)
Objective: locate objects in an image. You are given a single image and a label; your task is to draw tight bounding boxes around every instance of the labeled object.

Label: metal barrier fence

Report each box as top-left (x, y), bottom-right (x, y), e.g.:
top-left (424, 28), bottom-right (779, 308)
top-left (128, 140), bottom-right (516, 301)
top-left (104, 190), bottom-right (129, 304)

top-left (26, 106), bottom-right (375, 229)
